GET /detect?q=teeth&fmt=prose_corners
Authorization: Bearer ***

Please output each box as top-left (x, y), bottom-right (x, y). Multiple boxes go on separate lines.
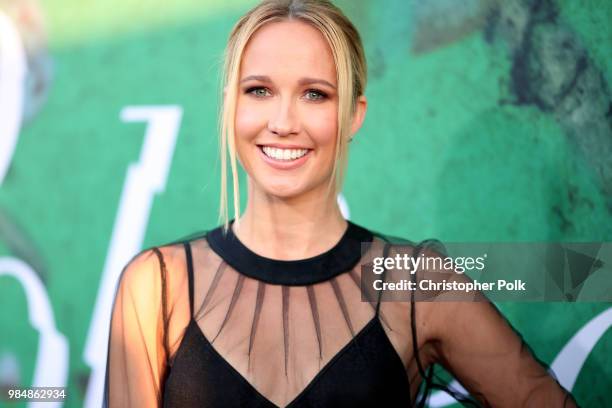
top-left (262, 146), bottom-right (309, 161)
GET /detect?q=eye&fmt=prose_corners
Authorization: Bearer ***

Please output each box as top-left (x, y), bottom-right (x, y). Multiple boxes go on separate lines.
top-left (305, 89), bottom-right (328, 101)
top-left (245, 87), bottom-right (270, 98)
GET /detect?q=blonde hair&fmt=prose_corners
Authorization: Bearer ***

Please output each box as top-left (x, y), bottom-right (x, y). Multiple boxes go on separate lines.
top-left (217, 0), bottom-right (367, 232)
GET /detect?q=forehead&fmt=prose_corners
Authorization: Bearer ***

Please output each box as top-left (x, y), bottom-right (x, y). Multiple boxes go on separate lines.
top-left (240, 19), bottom-right (336, 83)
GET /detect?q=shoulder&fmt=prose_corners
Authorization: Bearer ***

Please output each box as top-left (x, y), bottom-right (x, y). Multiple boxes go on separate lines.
top-left (116, 238), bottom-right (194, 297)
top-left (364, 229), bottom-right (469, 308)
top-left (361, 226), bottom-right (453, 285)
top-left (366, 226), bottom-right (416, 246)
top-left (120, 243), bottom-right (180, 277)
top-left (361, 222), bottom-right (442, 249)
top-left (365, 225), bottom-right (450, 260)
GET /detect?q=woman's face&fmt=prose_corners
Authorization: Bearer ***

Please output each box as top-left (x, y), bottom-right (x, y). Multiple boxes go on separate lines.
top-left (234, 19), bottom-right (344, 200)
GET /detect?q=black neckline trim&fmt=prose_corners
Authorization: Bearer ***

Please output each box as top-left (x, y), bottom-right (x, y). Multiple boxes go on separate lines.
top-left (206, 219), bottom-right (373, 286)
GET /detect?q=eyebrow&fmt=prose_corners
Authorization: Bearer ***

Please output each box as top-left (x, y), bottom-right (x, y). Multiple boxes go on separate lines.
top-left (240, 75), bottom-right (336, 90)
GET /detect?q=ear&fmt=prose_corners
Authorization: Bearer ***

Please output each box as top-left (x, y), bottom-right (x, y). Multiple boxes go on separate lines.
top-left (349, 95), bottom-right (367, 139)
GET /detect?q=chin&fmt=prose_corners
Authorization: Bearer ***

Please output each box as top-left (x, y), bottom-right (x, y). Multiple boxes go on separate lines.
top-left (251, 173), bottom-right (330, 200)
top-left (262, 183), bottom-right (305, 199)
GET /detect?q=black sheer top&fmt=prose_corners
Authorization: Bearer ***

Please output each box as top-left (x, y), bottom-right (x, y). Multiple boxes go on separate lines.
top-left (103, 220), bottom-right (577, 407)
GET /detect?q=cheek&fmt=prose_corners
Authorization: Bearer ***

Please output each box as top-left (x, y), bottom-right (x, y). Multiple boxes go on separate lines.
top-left (235, 100), bottom-right (263, 141)
top-left (306, 109), bottom-right (338, 146)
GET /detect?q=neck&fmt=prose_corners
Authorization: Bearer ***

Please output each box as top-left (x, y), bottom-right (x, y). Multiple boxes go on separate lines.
top-left (232, 179), bottom-right (348, 260)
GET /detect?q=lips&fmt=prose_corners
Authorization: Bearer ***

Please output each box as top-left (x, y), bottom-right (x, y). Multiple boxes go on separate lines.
top-left (256, 144), bottom-right (312, 170)
top-left (261, 146), bottom-right (309, 160)
top-left (257, 142), bottom-right (311, 150)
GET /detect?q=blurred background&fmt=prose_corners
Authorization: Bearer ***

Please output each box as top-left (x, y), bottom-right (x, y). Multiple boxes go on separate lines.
top-left (0, 0), bottom-right (610, 406)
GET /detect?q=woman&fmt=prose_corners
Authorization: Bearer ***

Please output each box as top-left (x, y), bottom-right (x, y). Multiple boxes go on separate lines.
top-left (104, 0), bottom-right (578, 406)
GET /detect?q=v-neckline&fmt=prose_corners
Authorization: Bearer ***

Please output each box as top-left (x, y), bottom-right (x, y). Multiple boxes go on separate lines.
top-left (189, 316), bottom-right (396, 407)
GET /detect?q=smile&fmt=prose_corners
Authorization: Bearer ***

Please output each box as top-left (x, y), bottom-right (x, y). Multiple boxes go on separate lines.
top-left (257, 144), bottom-right (312, 170)
top-left (261, 146), bottom-right (309, 161)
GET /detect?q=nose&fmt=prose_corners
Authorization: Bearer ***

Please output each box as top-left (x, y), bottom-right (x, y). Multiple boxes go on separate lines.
top-left (267, 96), bottom-right (299, 137)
